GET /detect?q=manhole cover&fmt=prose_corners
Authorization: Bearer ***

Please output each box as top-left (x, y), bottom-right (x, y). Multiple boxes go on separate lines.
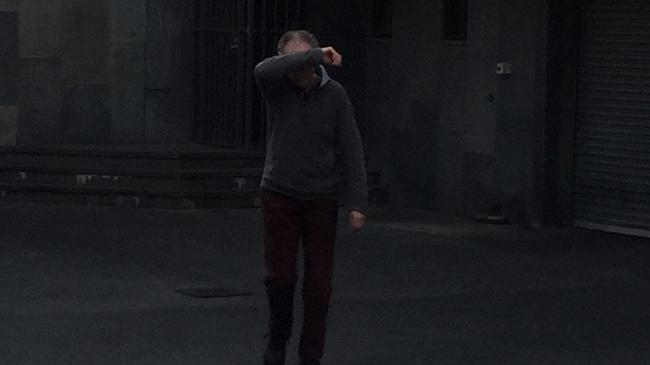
top-left (175, 287), bottom-right (253, 299)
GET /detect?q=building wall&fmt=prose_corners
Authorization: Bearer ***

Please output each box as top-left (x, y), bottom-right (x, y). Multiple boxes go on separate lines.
top-left (381, 0), bottom-right (442, 211)
top-left (545, 0), bottom-right (579, 226)
top-left (364, 37), bottom-right (391, 187)
top-left (0, 0), bottom-right (194, 146)
top-left (364, 0), bottom-right (549, 225)
top-left (438, 0), bottom-right (500, 216)
top-left (493, 0), bottom-right (548, 227)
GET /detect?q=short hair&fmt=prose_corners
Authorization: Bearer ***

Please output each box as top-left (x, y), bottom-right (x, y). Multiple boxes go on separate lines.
top-left (277, 30), bottom-right (319, 54)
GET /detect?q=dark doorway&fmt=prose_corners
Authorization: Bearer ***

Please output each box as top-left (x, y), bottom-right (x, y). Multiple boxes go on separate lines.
top-left (194, 0), bottom-right (304, 150)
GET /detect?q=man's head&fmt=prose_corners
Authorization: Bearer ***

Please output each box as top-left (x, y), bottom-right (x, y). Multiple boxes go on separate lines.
top-left (277, 30), bottom-right (320, 88)
top-left (277, 30), bottom-right (319, 55)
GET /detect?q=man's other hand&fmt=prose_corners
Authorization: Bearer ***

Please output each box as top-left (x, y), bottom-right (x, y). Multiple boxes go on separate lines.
top-left (349, 210), bottom-right (366, 232)
top-left (322, 47), bottom-right (342, 67)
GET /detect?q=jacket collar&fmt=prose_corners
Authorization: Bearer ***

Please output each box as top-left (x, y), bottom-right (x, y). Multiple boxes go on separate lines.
top-left (316, 65), bottom-right (330, 88)
top-left (296, 66), bottom-right (329, 95)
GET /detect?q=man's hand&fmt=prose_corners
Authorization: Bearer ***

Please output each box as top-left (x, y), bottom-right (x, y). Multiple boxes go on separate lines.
top-left (349, 210), bottom-right (366, 232)
top-left (322, 47), bottom-right (342, 67)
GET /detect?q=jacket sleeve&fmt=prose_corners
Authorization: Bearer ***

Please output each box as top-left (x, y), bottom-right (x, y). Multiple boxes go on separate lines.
top-left (336, 89), bottom-right (369, 215)
top-left (254, 48), bottom-right (325, 104)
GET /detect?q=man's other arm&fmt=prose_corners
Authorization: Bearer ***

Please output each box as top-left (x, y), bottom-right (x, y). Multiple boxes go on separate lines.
top-left (336, 90), bottom-right (369, 216)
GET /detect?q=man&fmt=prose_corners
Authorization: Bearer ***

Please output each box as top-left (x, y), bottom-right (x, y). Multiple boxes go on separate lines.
top-left (255, 30), bottom-right (368, 365)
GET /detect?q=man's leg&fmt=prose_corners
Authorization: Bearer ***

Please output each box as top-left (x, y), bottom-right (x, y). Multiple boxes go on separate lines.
top-left (298, 198), bottom-right (338, 362)
top-left (261, 189), bottom-right (302, 364)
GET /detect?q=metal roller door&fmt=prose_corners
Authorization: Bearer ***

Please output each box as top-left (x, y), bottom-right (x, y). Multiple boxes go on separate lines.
top-left (574, 0), bottom-right (650, 237)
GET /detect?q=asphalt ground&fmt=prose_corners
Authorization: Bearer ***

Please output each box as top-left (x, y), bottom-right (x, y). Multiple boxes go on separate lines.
top-left (1, 202), bottom-right (649, 364)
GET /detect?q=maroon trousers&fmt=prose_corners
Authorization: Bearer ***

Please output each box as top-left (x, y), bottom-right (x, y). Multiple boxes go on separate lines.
top-left (260, 188), bottom-right (339, 361)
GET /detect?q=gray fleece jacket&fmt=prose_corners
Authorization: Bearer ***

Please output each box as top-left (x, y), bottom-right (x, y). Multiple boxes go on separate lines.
top-left (254, 48), bottom-right (368, 214)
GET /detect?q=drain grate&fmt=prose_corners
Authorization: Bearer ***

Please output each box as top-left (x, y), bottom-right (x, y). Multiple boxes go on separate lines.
top-left (175, 287), bottom-right (253, 299)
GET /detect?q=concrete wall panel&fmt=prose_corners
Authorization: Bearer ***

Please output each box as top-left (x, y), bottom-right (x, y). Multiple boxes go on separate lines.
top-left (145, 89), bottom-right (193, 143)
top-left (145, 0), bottom-right (194, 90)
top-left (371, 0), bottom-right (548, 224)
top-left (382, 0), bottom-right (443, 210)
top-left (364, 39), bottom-right (392, 173)
top-left (145, 0), bottom-right (174, 90)
top-left (388, 98), bottom-right (440, 211)
top-left (545, 0), bottom-right (580, 225)
top-left (110, 0), bottom-right (146, 45)
top-left (462, 152), bottom-right (496, 216)
top-left (12, 0), bottom-right (197, 146)
top-left (0, 105), bottom-right (17, 145)
top-left (17, 59), bottom-right (62, 145)
top-left (19, 0), bottom-right (61, 58)
top-left (0, 11), bottom-right (18, 105)
top-left (469, 0), bottom-right (499, 45)
top-left (60, 84), bottom-right (110, 144)
top-left (436, 129), bottom-right (464, 214)
top-left (462, 47), bottom-right (497, 154)
top-left (60, 0), bottom-right (110, 86)
top-left (109, 45), bottom-right (146, 142)
top-left (145, 0), bottom-right (195, 142)
top-left (494, 0), bottom-right (548, 226)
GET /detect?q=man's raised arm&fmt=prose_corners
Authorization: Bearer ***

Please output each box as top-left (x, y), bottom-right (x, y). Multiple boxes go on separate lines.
top-left (255, 49), bottom-right (323, 80)
top-left (254, 47), bottom-right (342, 100)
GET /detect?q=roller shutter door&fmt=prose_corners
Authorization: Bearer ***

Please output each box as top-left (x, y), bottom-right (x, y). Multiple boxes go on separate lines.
top-left (574, 0), bottom-right (650, 237)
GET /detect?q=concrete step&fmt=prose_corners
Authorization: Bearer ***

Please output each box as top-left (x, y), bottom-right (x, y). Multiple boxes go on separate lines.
top-left (0, 165), bottom-right (263, 191)
top-left (0, 146), bottom-right (266, 170)
top-left (0, 182), bottom-right (262, 209)
top-left (0, 145), bottom-right (265, 208)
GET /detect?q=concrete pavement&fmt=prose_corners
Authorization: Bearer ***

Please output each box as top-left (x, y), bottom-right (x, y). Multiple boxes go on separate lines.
top-left (1, 202), bottom-right (649, 364)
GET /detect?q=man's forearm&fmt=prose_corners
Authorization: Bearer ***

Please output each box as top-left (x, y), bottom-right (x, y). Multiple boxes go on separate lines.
top-left (345, 145), bottom-right (369, 214)
top-left (338, 96), bottom-right (369, 215)
top-left (254, 48), bottom-right (324, 81)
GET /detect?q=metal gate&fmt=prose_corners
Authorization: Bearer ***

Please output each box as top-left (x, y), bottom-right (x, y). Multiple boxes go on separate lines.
top-left (574, 0), bottom-right (650, 237)
top-left (194, 0), bottom-right (304, 149)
